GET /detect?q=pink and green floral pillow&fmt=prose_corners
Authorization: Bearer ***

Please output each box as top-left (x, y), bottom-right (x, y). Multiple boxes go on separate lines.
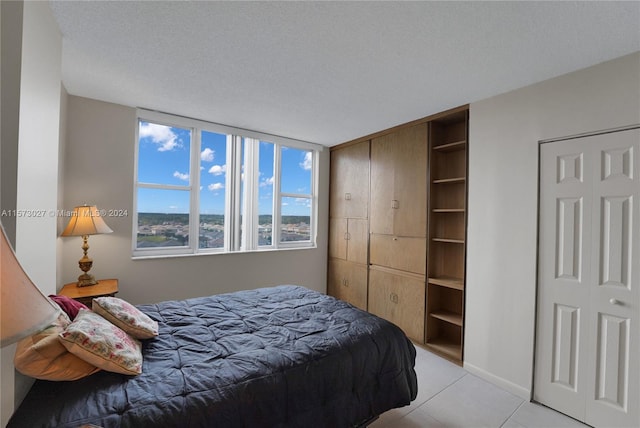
top-left (59, 309), bottom-right (142, 375)
top-left (92, 297), bottom-right (158, 340)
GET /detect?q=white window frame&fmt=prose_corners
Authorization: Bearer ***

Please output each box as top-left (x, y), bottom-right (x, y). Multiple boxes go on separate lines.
top-left (133, 109), bottom-right (322, 258)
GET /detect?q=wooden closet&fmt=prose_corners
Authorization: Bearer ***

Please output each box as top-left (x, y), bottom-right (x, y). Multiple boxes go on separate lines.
top-left (328, 106), bottom-right (468, 364)
top-left (327, 141), bottom-right (370, 311)
top-left (368, 124), bottom-right (428, 343)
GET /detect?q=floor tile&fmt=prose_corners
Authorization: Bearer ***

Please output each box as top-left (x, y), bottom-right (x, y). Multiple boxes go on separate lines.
top-left (372, 405), bottom-right (443, 428)
top-left (421, 374), bottom-right (523, 427)
top-left (507, 401), bottom-right (588, 428)
top-left (372, 346), bottom-right (592, 428)
top-left (412, 345), bottom-right (466, 402)
top-left (371, 344), bottom-right (466, 425)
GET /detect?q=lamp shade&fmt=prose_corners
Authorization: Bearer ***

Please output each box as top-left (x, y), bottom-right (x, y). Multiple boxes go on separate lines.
top-left (1, 223), bottom-right (60, 347)
top-left (61, 205), bottom-right (113, 237)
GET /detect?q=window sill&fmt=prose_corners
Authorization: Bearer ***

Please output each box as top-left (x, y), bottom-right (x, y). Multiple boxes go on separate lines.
top-left (131, 244), bottom-right (318, 261)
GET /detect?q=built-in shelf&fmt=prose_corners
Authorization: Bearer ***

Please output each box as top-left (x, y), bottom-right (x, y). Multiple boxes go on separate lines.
top-left (424, 339), bottom-right (462, 362)
top-left (428, 276), bottom-right (464, 290)
top-left (432, 140), bottom-right (466, 152)
top-left (433, 177), bottom-right (466, 184)
top-left (430, 310), bottom-right (463, 326)
top-left (432, 238), bottom-right (465, 244)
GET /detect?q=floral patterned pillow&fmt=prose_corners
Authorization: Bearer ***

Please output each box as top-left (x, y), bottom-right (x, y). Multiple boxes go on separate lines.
top-left (92, 297), bottom-right (158, 339)
top-left (59, 309), bottom-right (142, 375)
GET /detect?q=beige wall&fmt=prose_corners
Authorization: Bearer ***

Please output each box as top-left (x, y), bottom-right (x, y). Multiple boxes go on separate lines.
top-left (61, 96), bottom-right (330, 305)
top-left (465, 52), bottom-right (640, 398)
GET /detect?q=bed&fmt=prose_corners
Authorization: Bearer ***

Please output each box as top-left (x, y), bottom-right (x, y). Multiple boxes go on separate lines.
top-left (8, 285), bottom-right (418, 427)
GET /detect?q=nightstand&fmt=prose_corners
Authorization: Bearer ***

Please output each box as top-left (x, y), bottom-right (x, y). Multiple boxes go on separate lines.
top-left (59, 278), bottom-right (119, 307)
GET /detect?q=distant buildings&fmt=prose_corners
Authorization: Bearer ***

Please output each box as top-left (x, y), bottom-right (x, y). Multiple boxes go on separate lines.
top-left (137, 217), bottom-right (310, 248)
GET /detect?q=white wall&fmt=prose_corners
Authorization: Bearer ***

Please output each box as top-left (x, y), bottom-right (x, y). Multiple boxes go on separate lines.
top-left (465, 52), bottom-right (640, 398)
top-left (61, 96), bottom-right (330, 305)
top-left (0, 1), bottom-right (62, 425)
top-left (15, 0), bottom-right (61, 293)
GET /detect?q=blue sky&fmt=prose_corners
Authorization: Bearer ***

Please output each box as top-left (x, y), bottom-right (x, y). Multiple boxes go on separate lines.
top-left (137, 122), bottom-right (312, 216)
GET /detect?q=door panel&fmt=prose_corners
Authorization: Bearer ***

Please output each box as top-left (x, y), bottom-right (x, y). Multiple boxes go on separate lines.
top-left (346, 218), bottom-right (368, 264)
top-left (370, 124), bottom-right (427, 237)
top-left (369, 234), bottom-right (426, 275)
top-left (327, 259), bottom-right (368, 311)
top-left (328, 218), bottom-right (347, 260)
top-left (535, 138), bottom-right (591, 419)
top-left (536, 128), bottom-right (639, 427)
top-left (586, 130), bottom-right (639, 428)
top-left (330, 141), bottom-right (369, 219)
top-left (368, 265), bottom-right (425, 342)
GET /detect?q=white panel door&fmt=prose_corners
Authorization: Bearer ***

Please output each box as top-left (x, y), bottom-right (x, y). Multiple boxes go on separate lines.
top-left (535, 128), bottom-right (639, 427)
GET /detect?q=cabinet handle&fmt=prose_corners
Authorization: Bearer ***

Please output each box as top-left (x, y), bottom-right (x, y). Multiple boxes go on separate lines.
top-left (389, 293), bottom-right (399, 304)
top-left (344, 232), bottom-right (351, 241)
top-left (344, 193), bottom-right (351, 201)
top-left (609, 298), bottom-right (622, 305)
top-left (391, 200), bottom-right (399, 209)
top-left (343, 279), bottom-right (349, 287)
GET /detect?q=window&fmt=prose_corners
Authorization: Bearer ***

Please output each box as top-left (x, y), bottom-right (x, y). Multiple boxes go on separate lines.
top-left (133, 110), bottom-right (320, 257)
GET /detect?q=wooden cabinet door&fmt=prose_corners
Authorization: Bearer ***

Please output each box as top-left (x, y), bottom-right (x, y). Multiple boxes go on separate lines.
top-left (328, 259), bottom-right (368, 311)
top-left (328, 218), bottom-right (347, 260)
top-left (346, 218), bottom-right (368, 264)
top-left (330, 141), bottom-right (370, 219)
top-left (370, 124), bottom-right (427, 237)
top-left (370, 234), bottom-right (426, 275)
top-left (329, 218), bottom-right (368, 264)
top-left (368, 265), bottom-right (425, 342)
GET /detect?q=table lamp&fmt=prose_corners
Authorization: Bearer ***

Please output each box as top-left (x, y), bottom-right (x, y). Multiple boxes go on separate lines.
top-left (61, 205), bottom-right (113, 287)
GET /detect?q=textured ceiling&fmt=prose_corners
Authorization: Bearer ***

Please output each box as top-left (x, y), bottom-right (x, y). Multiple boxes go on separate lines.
top-left (49, 1), bottom-right (640, 146)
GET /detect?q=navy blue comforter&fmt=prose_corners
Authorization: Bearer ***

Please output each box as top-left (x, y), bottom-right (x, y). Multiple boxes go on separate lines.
top-left (8, 285), bottom-right (417, 427)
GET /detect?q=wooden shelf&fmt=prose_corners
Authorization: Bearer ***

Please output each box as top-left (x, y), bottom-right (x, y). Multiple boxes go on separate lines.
top-left (428, 276), bottom-right (464, 291)
top-left (432, 140), bottom-right (466, 152)
top-left (427, 109), bottom-right (467, 365)
top-left (424, 339), bottom-right (462, 362)
top-left (430, 310), bottom-right (463, 326)
top-left (432, 208), bottom-right (465, 213)
top-left (432, 177), bottom-right (466, 184)
top-left (432, 238), bottom-right (464, 244)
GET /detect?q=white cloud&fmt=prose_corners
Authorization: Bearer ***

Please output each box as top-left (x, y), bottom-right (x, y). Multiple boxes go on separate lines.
top-left (260, 176), bottom-right (275, 187)
top-left (208, 183), bottom-right (224, 191)
top-left (300, 151), bottom-right (312, 170)
top-left (208, 164), bottom-right (226, 176)
top-left (201, 148), bottom-right (214, 162)
top-left (139, 122), bottom-right (181, 152)
top-left (173, 171), bottom-right (189, 181)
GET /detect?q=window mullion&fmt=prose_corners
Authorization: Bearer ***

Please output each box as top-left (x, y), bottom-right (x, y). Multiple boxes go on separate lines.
top-left (225, 135), bottom-right (240, 251)
top-left (190, 128), bottom-right (201, 253)
top-left (242, 138), bottom-right (260, 250)
top-left (273, 143), bottom-right (282, 248)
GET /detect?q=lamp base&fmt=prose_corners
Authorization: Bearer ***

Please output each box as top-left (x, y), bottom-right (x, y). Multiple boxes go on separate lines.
top-left (77, 273), bottom-right (98, 287)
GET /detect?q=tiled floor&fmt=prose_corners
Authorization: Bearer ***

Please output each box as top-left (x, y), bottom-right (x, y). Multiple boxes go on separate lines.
top-left (371, 345), bottom-right (589, 428)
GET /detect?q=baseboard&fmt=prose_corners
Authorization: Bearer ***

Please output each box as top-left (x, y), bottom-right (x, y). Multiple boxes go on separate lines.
top-left (463, 362), bottom-right (531, 400)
